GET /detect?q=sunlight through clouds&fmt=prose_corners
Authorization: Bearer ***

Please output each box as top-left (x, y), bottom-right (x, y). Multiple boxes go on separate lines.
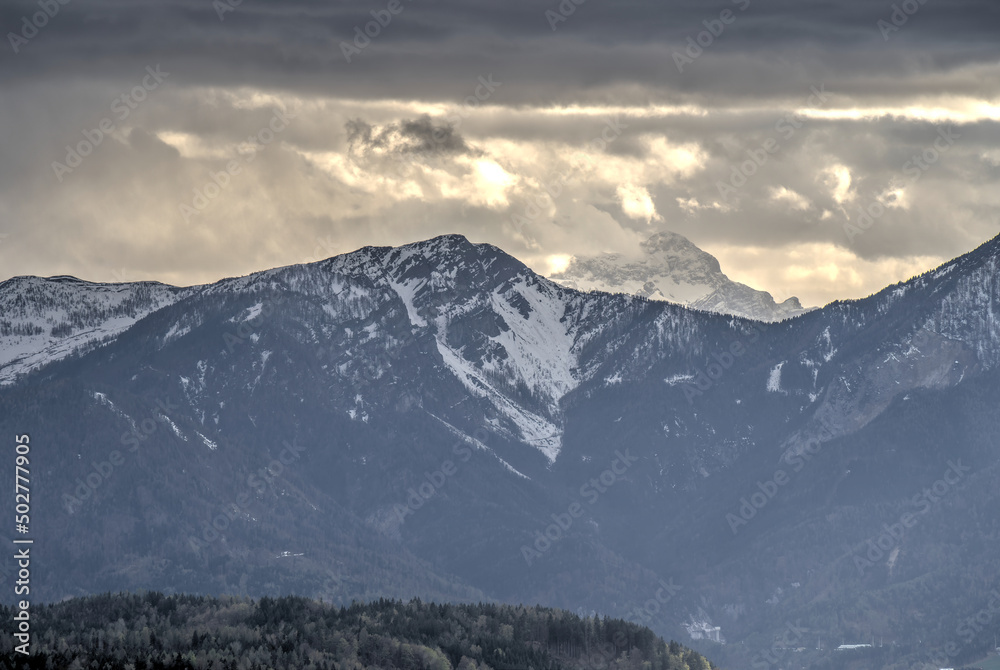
top-left (706, 242), bottom-right (945, 307)
top-left (769, 187), bottom-right (811, 212)
top-left (617, 184), bottom-right (660, 223)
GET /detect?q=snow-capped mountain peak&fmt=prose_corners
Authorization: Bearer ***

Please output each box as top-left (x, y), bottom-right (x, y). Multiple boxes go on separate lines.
top-left (550, 230), bottom-right (810, 322)
top-left (327, 235), bottom-right (587, 462)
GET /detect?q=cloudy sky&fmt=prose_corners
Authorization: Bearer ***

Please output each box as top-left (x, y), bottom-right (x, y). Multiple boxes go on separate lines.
top-left (1, 0), bottom-right (998, 307)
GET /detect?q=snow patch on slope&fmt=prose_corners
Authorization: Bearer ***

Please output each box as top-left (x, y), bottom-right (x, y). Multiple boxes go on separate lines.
top-left (389, 278), bottom-right (428, 327)
top-left (665, 373), bottom-right (696, 386)
top-left (195, 431), bottom-right (218, 450)
top-left (488, 278), bottom-right (578, 401)
top-left (159, 414), bottom-right (187, 441)
top-left (767, 362), bottom-right (785, 393)
top-left (435, 335), bottom-right (563, 463)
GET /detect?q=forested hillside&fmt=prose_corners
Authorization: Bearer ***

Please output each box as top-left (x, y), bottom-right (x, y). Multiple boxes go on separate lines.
top-left (0, 593), bottom-right (715, 670)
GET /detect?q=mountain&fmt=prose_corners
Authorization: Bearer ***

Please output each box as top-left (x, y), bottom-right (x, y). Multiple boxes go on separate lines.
top-left (2, 232), bottom-right (1000, 670)
top-left (550, 231), bottom-right (810, 322)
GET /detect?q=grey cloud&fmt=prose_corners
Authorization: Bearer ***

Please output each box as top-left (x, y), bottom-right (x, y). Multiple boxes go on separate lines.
top-left (3, 0), bottom-right (999, 105)
top-left (347, 116), bottom-right (474, 157)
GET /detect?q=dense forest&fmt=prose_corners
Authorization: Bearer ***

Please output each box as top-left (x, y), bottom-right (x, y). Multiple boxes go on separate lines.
top-left (0, 593), bottom-right (716, 670)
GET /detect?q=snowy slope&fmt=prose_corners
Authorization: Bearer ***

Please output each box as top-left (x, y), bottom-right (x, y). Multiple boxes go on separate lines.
top-left (0, 276), bottom-right (191, 384)
top-left (551, 231), bottom-right (810, 322)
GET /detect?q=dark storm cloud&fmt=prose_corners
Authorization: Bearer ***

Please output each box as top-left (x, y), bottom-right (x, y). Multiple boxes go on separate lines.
top-left (347, 116), bottom-right (474, 157)
top-left (3, 0), bottom-right (999, 102)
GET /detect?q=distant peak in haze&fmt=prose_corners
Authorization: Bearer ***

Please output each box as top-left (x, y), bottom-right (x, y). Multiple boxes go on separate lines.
top-left (550, 230), bottom-right (810, 322)
top-left (640, 231), bottom-right (720, 273)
